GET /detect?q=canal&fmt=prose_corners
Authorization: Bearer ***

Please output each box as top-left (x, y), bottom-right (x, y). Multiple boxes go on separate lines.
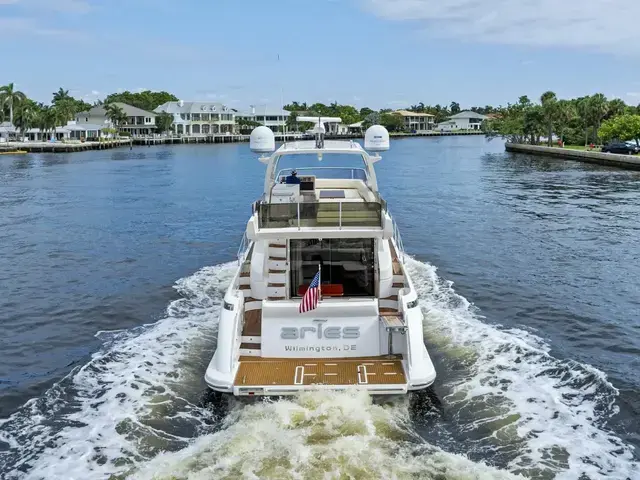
top-left (0, 136), bottom-right (638, 479)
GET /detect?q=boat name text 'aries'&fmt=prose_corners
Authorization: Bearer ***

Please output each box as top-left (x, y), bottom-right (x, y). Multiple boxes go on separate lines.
top-left (280, 319), bottom-right (360, 340)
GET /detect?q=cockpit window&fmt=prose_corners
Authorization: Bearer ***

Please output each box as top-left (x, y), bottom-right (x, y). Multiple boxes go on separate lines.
top-left (274, 153), bottom-right (368, 181)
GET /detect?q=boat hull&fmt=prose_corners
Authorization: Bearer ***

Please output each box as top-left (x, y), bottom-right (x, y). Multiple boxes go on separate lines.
top-left (204, 265), bottom-right (436, 396)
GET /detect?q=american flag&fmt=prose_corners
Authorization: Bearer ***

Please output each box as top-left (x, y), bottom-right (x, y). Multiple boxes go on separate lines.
top-left (299, 270), bottom-right (321, 313)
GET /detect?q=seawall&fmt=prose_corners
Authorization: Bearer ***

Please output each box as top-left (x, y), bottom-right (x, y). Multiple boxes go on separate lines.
top-left (0, 139), bottom-right (131, 153)
top-left (505, 143), bottom-right (640, 170)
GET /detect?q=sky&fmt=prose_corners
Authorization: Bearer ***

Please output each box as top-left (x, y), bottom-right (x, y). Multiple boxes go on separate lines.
top-left (2, 0), bottom-right (640, 110)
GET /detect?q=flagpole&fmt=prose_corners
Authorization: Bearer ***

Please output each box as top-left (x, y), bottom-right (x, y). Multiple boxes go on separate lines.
top-left (318, 263), bottom-right (322, 302)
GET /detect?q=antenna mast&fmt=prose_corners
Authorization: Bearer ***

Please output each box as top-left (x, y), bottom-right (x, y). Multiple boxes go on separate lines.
top-left (315, 116), bottom-right (325, 149)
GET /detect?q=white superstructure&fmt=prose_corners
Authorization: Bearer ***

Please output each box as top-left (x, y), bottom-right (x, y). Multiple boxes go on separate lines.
top-left (205, 120), bottom-right (436, 396)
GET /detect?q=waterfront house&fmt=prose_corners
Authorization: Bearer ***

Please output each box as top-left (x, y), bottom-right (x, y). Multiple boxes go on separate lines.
top-left (66, 123), bottom-right (107, 140)
top-left (437, 111), bottom-right (488, 131)
top-left (235, 106), bottom-right (290, 133)
top-left (2, 120), bottom-right (110, 143)
top-left (154, 101), bottom-right (234, 136)
top-left (0, 122), bottom-right (16, 142)
top-left (324, 121), bottom-right (365, 136)
top-left (24, 127), bottom-right (70, 142)
top-left (25, 123), bottom-right (109, 142)
top-left (76, 102), bottom-right (156, 136)
top-left (394, 110), bottom-right (435, 132)
top-left (326, 121), bottom-right (348, 135)
top-left (348, 121), bottom-right (364, 135)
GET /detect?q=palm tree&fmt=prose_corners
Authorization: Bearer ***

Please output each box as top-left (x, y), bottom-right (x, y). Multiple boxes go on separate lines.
top-left (54, 98), bottom-right (76, 123)
top-left (105, 103), bottom-right (127, 136)
top-left (14, 104), bottom-right (37, 140)
top-left (52, 88), bottom-right (70, 104)
top-left (606, 98), bottom-right (626, 120)
top-left (154, 111), bottom-right (174, 134)
top-left (577, 97), bottom-right (592, 146)
top-left (553, 100), bottom-right (577, 145)
top-left (0, 83), bottom-right (27, 125)
top-left (540, 91), bottom-right (558, 146)
top-left (588, 94), bottom-right (608, 144)
top-left (523, 105), bottom-right (544, 145)
top-left (38, 106), bottom-right (63, 141)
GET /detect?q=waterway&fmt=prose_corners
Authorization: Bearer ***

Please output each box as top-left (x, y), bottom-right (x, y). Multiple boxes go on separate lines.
top-left (0, 136), bottom-right (638, 479)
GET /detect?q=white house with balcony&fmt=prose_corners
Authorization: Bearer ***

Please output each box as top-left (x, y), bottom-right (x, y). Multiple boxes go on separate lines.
top-left (76, 102), bottom-right (156, 136)
top-left (236, 106), bottom-right (290, 133)
top-left (394, 110), bottom-right (435, 132)
top-left (436, 111), bottom-right (488, 131)
top-left (154, 100), bottom-right (235, 135)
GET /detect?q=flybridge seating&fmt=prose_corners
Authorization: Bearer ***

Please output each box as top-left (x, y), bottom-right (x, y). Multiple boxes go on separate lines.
top-left (255, 195), bottom-right (385, 228)
top-left (252, 144), bottom-right (389, 229)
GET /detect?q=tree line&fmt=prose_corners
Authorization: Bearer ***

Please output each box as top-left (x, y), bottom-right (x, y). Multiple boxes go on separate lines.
top-left (0, 84), bottom-right (178, 137)
top-left (282, 101), bottom-right (496, 133)
top-left (482, 92), bottom-right (640, 146)
top-left (0, 82), bottom-right (503, 137)
top-left (5, 82), bottom-right (638, 143)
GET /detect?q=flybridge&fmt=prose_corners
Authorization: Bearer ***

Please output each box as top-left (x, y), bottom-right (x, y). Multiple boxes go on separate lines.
top-left (244, 121), bottom-right (394, 234)
top-left (296, 116), bottom-right (342, 148)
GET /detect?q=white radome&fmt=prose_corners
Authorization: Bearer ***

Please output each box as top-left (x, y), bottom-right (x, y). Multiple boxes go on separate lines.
top-left (250, 126), bottom-right (276, 153)
top-left (364, 125), bottom-right (390, 152)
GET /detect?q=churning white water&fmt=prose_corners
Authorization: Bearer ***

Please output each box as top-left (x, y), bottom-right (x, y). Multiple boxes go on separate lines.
top-left (130, 389), bottom-right (522, 480)
top-left (0, 259), bottom-right (637, 479)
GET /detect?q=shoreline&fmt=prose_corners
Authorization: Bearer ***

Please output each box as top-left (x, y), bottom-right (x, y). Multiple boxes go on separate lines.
top-left (0, 139), bottom-right (132, 154)
top-left (505, 143), bottom-right (640, 170)
top-left (0, 131), bottom-right (485, 153)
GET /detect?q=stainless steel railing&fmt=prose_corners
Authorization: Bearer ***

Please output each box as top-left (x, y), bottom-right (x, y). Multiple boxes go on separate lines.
top-left (391, 215), bottom-right (406, 264)
top-left (236, 231), bottom-right (250, 266)
top-left (256, 201), bottom-right (383, 229)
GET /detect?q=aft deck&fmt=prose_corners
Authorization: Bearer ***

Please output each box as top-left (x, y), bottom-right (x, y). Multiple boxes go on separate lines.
top-left (234, 355), bottom-right (406, 391)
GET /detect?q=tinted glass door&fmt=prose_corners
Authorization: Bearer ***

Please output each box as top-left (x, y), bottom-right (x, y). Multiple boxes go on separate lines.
top-left (290, 239), bottom-right (375, 297)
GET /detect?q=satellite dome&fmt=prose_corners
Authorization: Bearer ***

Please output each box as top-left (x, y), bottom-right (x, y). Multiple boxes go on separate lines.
top-left (364, 125), bottom-right (390, 152)
top-left (250, 126), bottom-right (275, 153)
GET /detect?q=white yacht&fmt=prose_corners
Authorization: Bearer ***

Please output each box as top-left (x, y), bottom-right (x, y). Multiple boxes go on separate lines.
top-left (205, 118), bottom-right (436, 396)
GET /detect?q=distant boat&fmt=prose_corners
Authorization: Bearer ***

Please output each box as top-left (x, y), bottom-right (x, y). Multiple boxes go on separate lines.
top-left (0, 150), bottom-right (28, 155)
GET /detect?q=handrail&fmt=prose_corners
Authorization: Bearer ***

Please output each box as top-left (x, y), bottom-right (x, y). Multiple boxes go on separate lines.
top-left (237, 231), bottom-right (250, 266)
top-left (391, 215), bottom-right (406, 264)
top-left (256, 200), bottom-right (383, 229)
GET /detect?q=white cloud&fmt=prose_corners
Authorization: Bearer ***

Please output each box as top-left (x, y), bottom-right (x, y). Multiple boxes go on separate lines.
top-left (362, 0), bottom-right (640, 54)
top-left (0, 17), bottom-right (78, 37)
top-left (204, 93), bottom-right (228, 100)
top-left (0, 0), bottom-right (92, 13)
top-left (626, 92), bottom-right (640, 98)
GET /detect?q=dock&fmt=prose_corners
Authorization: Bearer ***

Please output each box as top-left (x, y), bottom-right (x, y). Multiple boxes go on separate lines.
top-left (132, 130), bottom-right (485, 146)
top-left (0, 130), bottom-right (486, 154)
top-left (131, 133), bottom-right (305, 146)
top-left (505, 143), bottom-right (640, 171)
top-left (0, 139), bottom-right (131, 154)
